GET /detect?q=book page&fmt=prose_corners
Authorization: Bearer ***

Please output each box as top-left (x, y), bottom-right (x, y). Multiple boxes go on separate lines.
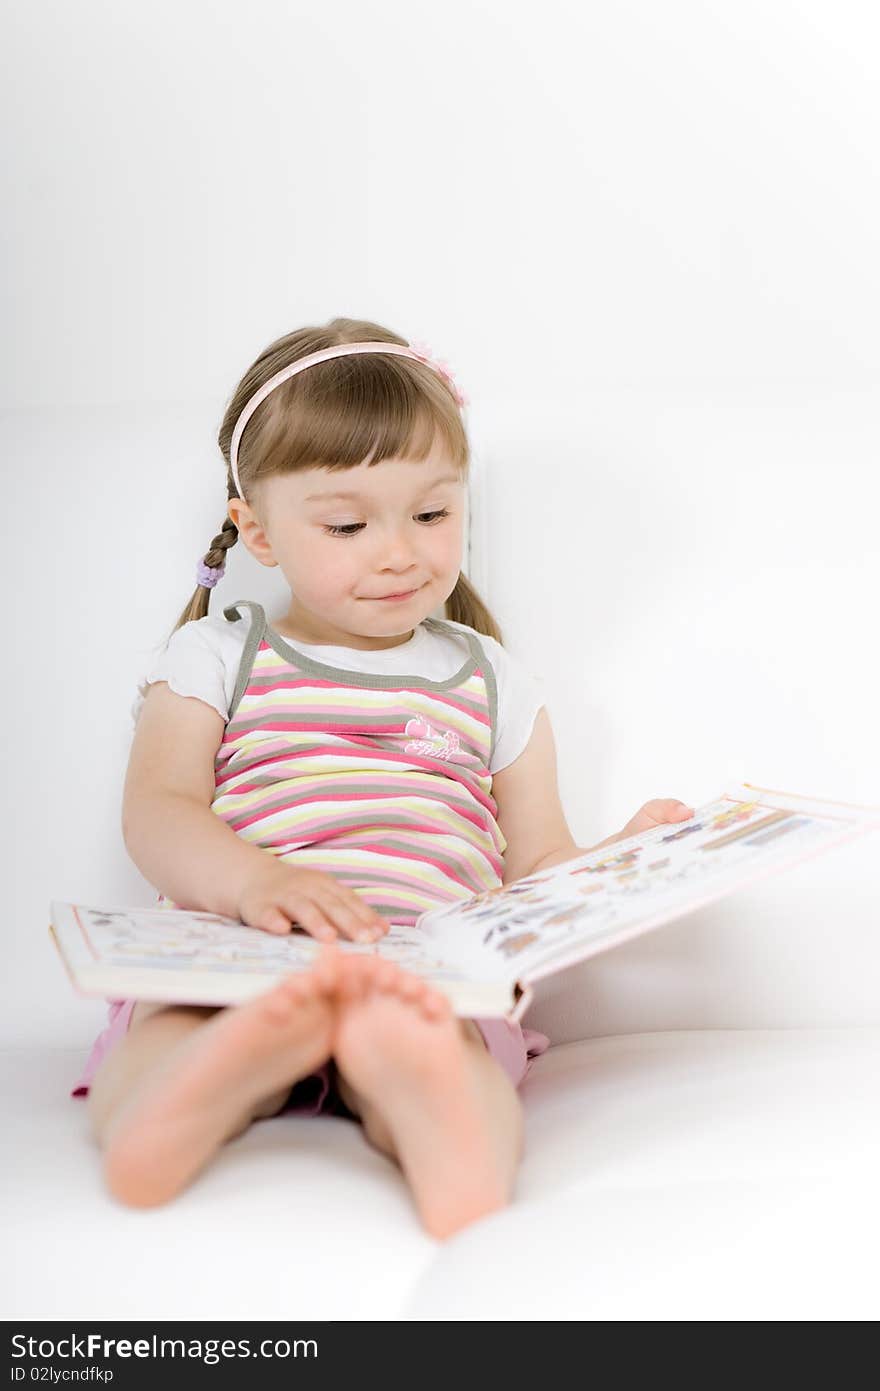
top-left (414, 783), bottom-right (880, 985)
top-left (56, 904), bottom-right (487, 993)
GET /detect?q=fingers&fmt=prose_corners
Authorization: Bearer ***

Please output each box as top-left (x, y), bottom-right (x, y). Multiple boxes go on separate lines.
top-left (266, 895), bottom-right (386, 944)
top-left (256, 908), bottom-right (295, 935)
top-left (256, 901), bottom-right (337, 942)
top-left (645, 798), bottom-right (694, 823)
top-left (241, 864), bottom-right (389, 943)
top-left (304, 885), bottom-right (386, 944)
top-left (324, 893), bottom-right (388, 943)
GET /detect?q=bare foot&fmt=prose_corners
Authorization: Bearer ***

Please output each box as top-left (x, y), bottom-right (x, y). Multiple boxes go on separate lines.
top-left (330, 951), bottom-right (453, 1020)
top-left (103, 946), bottom-right (344, 1208)
top-left (332, 959), bottom-right (512, 1240)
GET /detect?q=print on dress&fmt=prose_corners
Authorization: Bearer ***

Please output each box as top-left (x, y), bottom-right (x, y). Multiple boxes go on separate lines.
top-left (403, 716), bottom-right (472, 764)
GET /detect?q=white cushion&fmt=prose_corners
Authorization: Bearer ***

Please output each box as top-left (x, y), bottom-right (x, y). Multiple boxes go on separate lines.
top-left (6, 1026), bottom-right (878, 1320)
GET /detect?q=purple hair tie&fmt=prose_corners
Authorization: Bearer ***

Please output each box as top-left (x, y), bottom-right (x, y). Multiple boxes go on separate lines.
top-left (197, 558), bottom-right (226, 589)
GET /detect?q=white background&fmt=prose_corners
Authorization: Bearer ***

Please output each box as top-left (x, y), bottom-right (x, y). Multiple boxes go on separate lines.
top-left (2, 1), bottom-right (878, 1046)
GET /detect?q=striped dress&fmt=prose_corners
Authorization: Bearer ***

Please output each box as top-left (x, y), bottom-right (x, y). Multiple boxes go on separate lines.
top-left (159, 599), bottom-right (508, 920)
top-left (70, 600), bottom-right (551, 1098)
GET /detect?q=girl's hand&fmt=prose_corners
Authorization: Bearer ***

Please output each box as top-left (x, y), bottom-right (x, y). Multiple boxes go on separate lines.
top-left (616, 798), bottom-right (695, 843)
top-left (237, 858), bottom-right (388, 944)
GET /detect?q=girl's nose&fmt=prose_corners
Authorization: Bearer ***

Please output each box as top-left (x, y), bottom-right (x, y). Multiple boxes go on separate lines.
top-left (379, 534), bottom-right (419, 566)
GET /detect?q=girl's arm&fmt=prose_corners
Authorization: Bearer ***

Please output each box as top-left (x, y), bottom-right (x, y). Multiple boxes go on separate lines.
top-left (493, 708), bottom-right (581, 886)
top-left (121, 680), bottom-right (269, 918)
top-left (492, 707), bottom-right (692, 884)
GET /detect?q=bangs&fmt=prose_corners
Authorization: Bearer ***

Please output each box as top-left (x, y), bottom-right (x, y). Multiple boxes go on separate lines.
top-left (239, 352), bottom-right (468, 492)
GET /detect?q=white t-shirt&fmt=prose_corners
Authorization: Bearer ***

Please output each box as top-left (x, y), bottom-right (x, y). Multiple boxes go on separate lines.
top-left (132, 610), bottom-right (545, 776)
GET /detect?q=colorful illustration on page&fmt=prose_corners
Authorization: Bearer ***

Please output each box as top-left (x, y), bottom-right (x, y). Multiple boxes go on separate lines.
top-left (435, 797), bottom-right (846, 966)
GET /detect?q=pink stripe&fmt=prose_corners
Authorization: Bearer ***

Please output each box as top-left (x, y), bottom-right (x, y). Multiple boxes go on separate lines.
top-left (218, 739), bottom-right (487, 775)
top-left (226, 793), bottom-right (494, 839)
top-left (216, 774), bottom-right (485, 820)
top-left (237, 675), bottom-right (489, 710)
top-left (282, 834), bottom-right (505, 883)
top-left (215, 745), bottom-right (499, 818)
top-left (219, 681), bottom-right (492, 728)
top-left (216, 750), bottom-right (492, 796)
top-left (289, 848), bottom-right (498, 895)
top-left (283, 830), bottom-right (505, 880)
top-left (341, 883), bottom-right (469, 920)
top-left (220, 706), bottom-right (490, 749)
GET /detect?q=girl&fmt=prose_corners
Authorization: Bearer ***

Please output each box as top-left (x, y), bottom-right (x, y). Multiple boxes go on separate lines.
top-left (71, 317), bottom-right (693, 1241)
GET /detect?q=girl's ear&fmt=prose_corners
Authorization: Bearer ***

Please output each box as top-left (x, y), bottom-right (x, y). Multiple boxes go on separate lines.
top-left (227, 499), bottom-right (279, 569)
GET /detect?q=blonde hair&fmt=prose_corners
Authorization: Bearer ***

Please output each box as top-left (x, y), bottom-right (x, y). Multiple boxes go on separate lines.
top-left (171, 316), bottom-right (503, 644)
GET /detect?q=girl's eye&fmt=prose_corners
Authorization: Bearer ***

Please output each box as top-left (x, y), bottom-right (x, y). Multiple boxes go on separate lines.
top-left (323, 509), bottom-right (450, 538)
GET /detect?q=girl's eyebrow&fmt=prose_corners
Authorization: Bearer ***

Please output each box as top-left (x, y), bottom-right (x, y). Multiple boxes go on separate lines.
top-left (304, 473), bottom-right (460, 503)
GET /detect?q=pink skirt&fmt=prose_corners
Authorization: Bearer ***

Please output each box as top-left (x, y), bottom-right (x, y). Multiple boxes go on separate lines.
top-left (71, 997), bottom-right (550, 1118)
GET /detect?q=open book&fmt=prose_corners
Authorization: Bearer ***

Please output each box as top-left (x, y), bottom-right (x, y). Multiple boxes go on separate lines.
top-left (50, 782), bottom-right (880, 1021)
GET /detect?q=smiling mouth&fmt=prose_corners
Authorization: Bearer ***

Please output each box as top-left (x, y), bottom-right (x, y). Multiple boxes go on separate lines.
top-left (367, 584), bottom-right (423, 599)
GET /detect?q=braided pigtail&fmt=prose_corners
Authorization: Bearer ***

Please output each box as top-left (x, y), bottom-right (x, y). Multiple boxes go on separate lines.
top-left (169, 514), bottom-right (240, 637)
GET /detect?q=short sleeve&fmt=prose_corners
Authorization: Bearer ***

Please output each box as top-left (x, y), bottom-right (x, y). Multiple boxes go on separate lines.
top-left (477, 634), bottom-right (546, 775)
top-left (130, 617), bottom-right (237, 728)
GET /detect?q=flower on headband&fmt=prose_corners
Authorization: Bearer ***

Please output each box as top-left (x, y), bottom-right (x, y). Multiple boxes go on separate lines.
top-left (408, 339), bottom-right (469, 408)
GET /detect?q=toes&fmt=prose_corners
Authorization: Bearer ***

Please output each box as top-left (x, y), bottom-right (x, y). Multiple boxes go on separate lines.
top-left (369, 963), bottom-right (433, 1007)
top-left (311, 943), bottom-right (343, 993)
top-left (397, 974), bottom-right (426, 1002)
top-left (274, 976), bottom-right (312, 1013)
top-left (273, 950), bottom-right (343, 1009)
top-left (261, 986), bottom-right (300, 1024)
top-left (337, 954), bottom-right (404, 1001)
top-left (336, 960), bottom-right (372, 1001)
top-left (420, 990), bottom-right (452, 1021)
top-left (372, 960), bottom-right (400, 991)
top-left (329, 955), bottom-right (451, 1024)
top-left (279, 976), bottom-right (306, 1002)
top-left (376, 968), bottom-right (451, 1022)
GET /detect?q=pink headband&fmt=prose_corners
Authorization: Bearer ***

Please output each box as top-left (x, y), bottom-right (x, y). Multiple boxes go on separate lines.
top-left (227, 339), bottom-right (468, 503)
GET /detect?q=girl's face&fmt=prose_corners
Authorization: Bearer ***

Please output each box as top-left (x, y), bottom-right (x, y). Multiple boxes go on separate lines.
top-left (229, 444), bottom-right (466, 650)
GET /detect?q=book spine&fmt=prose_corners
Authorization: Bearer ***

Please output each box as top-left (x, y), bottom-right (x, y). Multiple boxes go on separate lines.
top-left (508, 980), bottom-right (534, 1023)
